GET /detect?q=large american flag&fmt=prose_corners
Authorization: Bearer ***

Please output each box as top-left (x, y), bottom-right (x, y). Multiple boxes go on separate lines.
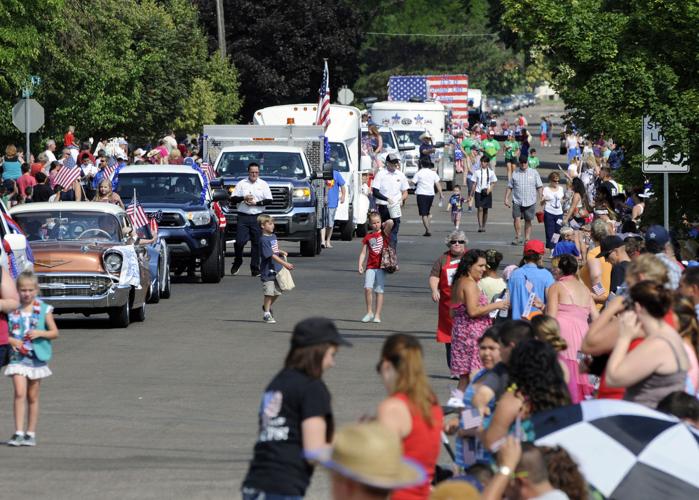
top-left (201, 162), bottom-right (216, 180)
top-left (53, 164), bottom-right (82, 190)
top-left (388, 76), bottom-right (427, 101)
top-left (315, 60), bottom-right (331, 130)
top-left (426, 74), bottom-right (469, 122)
top-left (126, 190), bottom-right (149, 229)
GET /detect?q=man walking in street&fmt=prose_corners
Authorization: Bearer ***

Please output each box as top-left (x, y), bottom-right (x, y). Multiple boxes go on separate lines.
top-left (504, 157), bottom-right (543, 245)
top-left (372, 153), bottom-right (408, 248)
top-left (321, 163), bottom-right (346, 248)
top-left (230, 162), bottom-right (273, 276)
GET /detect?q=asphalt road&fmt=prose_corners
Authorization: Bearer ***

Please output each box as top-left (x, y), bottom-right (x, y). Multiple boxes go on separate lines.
top-left (0, 101), bottom-right (567, 499)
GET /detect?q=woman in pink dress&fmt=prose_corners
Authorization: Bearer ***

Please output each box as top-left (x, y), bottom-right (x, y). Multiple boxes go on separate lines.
top-left (546, 254), bottom-right (599, 402)
top-left (450, 250), bottom-right (509, 400)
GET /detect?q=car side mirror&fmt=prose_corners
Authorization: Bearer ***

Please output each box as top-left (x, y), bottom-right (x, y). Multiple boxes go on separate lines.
top-left (434, 141), bottom-right (445, 148)
top-left (209, 178), bottom-right (223, 188)
top-left (399, 144), bottom-right (415, 152)
top-left (212, 189), bottom-right (229, 202)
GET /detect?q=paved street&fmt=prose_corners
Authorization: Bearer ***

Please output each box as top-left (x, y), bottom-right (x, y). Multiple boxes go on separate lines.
top-left (0, 103), bottom-right (565, 499)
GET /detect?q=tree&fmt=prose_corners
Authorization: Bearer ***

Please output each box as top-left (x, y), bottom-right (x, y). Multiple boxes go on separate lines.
top-left (501, 0), bottom-right (699, 222)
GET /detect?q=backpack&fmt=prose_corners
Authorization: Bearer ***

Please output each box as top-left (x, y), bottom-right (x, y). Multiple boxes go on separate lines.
top-left (380, 243), bottom-right (399, 274)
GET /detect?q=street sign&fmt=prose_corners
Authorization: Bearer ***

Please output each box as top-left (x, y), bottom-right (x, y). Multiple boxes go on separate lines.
top-left (12, 98), bottom-right (44, 133)
top-left (337, 86), bottom-right (354, 105)
top-left (642, 116), bottom-right (688, 173)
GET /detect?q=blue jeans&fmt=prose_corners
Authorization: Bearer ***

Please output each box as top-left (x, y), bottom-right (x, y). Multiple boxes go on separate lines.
top-left (543, 211), bottom-right (562, 249)
top-left (242, 489), bottom-right (302, 500)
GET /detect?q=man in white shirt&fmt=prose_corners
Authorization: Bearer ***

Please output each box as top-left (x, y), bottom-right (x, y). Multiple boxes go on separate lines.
top-left (410, 161), bottom-right (442, 236)
top-left (372, 153), bottom-right (409, 247)
top-left (230, 162), bottom-right (273, 276)
top-left (43, 140), bottom-right (57, 164)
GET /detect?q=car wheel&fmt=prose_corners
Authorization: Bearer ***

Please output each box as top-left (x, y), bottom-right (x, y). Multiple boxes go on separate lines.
top-left (161, 264), bottom-right (172, 299)
top-left (300, 236), bottom-right (315, 257)
top-left (201, 234), bottom-right (222, 283)
top-left (109, 301), bottom-right (130, 328)
top-left (148, 268), bottom-right (161, 304)
top-left (130, 302), bottom-right (146, 322)
top-left (315, 229), bottom-right (322, 255)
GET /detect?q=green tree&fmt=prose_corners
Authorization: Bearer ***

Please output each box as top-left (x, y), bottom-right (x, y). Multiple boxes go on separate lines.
top-left (501, 0), bottom-right (699, 222)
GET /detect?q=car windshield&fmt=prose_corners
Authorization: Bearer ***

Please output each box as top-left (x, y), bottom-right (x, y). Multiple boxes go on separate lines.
top-left (394, 130), bottom-right (424, 147)
top-left (118, 172), bottom-right (203, 203)
top-left (216, 152), bottom-right (307, 179)
top-left (328, 142), bottom-right (350, 172)
top-left (14, 211), bottom-right (122, 242)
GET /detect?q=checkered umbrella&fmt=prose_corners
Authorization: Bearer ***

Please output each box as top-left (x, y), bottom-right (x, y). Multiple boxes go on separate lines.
top-left (531, 399), bottom-right (699, 499)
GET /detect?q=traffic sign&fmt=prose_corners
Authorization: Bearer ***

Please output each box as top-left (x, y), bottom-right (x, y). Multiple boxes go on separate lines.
top-left (642, 116), bottom-right (688, 173)
top-left (337, 86), bottom-right (354, 105)
top-left (12, 98), bottom-right (44, 133)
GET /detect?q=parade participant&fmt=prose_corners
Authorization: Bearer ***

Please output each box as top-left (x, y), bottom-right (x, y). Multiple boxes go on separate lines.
top-left (258, 214), bottom-right (294, 324)
top-left (607, 281), bottom-right (688, 408)
top-left (448, 185), bottom-right (466, 230)
top-left (508, 240), bottom-right (554, 320)
top-left (364, 124), bottom-right (383, 171)
top-left (372, 153), bottom-right (408, 248)
top-left (418, 132), bottom-right (435, 168)
top-left (504, 157), bottom-right (543, 245)
top-left (242, 317), bottom-right (351, 499)
top-left (230, 162), bottom-right (273, 276)
top-left (358, 212), bottom-right (393, 323)
top-left (6, 271), bottom-right (58, 447)
top-left (450, 250), bottom-right (509, 396)
top-left (470, 157), bottom-right (497, 233)
top-left (503, 131), bottom-right (519, 183)
top-left (308, 422), bottom-right (426, 500)
top-left (320, 164), bottom-right (346, 248)
top-left (93, 178), bottom-right (124, 208)
top-left (411, 160), bottom-right (442, 237)
top-left (546, 255), bottom-right (598, 403)
top-left (539, 117), bottom-right (549, 147)
top-left (428, 231), bottom-right (468, 368)
top-left (541, 172), bottom-right (564, 250)
top-left (375, 334), bottom-right (443, 500)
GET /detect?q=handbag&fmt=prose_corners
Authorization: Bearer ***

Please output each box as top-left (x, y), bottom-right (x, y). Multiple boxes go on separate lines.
top-left (275, 260), bottom-right (295, 291)
top-left (33, 338), bottom-right (52, 362)
top-left (380, 243), bottom-right (399, 274)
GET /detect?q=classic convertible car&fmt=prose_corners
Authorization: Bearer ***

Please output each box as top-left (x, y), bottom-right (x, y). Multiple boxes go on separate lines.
top-left (10, 202), bottom-right (152, 328)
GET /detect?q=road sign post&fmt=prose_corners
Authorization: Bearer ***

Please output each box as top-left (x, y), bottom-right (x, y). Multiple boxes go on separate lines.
top-left (641, 116), bottom-right (689, 230)
top-left (12, 97), bottom-right (44, 158)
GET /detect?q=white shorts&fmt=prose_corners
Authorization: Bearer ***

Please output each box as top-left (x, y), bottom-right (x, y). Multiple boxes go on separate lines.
top-left (364, 268), bottom-right (385, 294)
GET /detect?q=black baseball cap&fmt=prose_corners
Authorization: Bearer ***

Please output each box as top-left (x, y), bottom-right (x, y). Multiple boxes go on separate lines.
top-left (597, 235), bottom-right (624, 259)
top-left (291, 317), bottom-right (352, 348)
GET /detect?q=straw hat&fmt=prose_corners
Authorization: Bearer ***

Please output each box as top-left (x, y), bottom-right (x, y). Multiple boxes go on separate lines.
top-left (307, 422), bottom-right (425, 490)
top-left (419, 132), bottom-right (432, 141)
top-left (430, 480), bottom-right (481, 500)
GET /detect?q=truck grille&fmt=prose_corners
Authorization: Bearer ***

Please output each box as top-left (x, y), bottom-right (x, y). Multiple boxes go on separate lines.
top-left (268, 186), bottom-right (291, 212)
top-left (147, 211), bottom-right (185, 227)
top-left (38, 275), bottom-right (114, 297)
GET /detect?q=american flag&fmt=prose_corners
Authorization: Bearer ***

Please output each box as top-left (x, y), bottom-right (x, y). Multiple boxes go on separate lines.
top-left (53, 164), bottom-right (82, 190)
top-left (102, 163), bottom-right (116, 180)
top-left (388, 76), bottom-right (427, 101)
top-left (315, 60), bottom-right (331, 130)
top-left (426, 74), bottom-right (469, 122)
top-left (201, 162), bottom-right (216, 180)
top-left (592, 282), bottom-right (606, 295)
top-left (126, 190), bottom-right (149, 229)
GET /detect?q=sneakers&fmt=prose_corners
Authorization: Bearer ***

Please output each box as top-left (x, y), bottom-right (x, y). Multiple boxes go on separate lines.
top-left (7, 433), bottom-right (24, 446)
top-left (372, 317), bottom-right (382, 323)
top-left (230, 261), bottom-right (242, 276)
top-left (21, 435), bottom-right (35, 447)
top-left (445, 388), bottom-right (466, 408)
top-left (361, 313), bottom-right (374, 323)
top-left (263, 312), bottom-right (276, 323)
top-left (251, 269), bottom-right (261, 277)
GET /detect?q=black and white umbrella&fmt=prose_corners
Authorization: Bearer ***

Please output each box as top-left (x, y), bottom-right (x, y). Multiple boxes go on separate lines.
top-left (531, 399), bottom-right (699, 499)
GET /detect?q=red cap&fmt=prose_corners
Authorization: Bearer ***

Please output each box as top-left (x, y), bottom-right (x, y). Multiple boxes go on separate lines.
top-left (523, 239), bottom-right (545, 255)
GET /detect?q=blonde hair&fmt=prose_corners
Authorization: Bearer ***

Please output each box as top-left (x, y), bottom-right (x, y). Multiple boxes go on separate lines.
top-left (17, 270), bottom-right (39, 288)
top-left (559, 226), bottom-right (574, 239)
top-left (530, 315), bottom-right (567, 352)
top-left (627, 253), bottom-right (668, 284)
top-left (257, 214), bottom-right (273, 226)
top-left (5, 144), bottom-right (17, 157)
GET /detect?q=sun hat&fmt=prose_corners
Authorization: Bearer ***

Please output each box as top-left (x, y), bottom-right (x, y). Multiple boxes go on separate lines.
top-left (133, 148), bottom-right (146, 158)
top-left (430, 479), bottom-right (481, 500)
top-left (146, 149), bottom-right (160, 158)
top-left (306, 422), bottom-right (425, 490)
top-left (419, 132), bottom-right (432, 140)
top-left (523, 239), bottom-right (545, 255)
top-left (291, 317), bottom-right (352, 348)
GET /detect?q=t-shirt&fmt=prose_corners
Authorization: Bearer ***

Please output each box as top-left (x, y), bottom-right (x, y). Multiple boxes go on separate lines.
top-left (552, 240), bottom-right (580, 258)
top-left (449, 194), bottom-right (465, 213)
top-left (461, 138), bottom-right (475, 151)
top-left (362, 231), bottom-right (385, 269)
top-left (326, 170), bottom-right (345, 209)
top-left (509, 263), bottom-right (555, 320)
top-left (504, 140), bottom-right (519, 160)
top-left (610, 261), bottom-right (629, 295)
top-left (243, 368), bottom-right (333, 496)
top-left (16, 174), bottom-right (37, 197)
top-left (481, 139), bottom-right (500, 158)
top-left (542, 186), bottom-right (564, 215)
top-left (528, 156), bottom-right (541, 169)
top-left (32, 183), bottom-right (53, 202)
top-left (479, 363), bottom-right (510, 400)
top-left (412, 168), bottom-right (440, 196)
top-left (260, 233), bottom-right (281, 282)
top-left (580, 246), bottom-right (612, 310)
top-left (63, 131), bottom-right (75, 147)
top-left (373, 169), bottom-right (409, 206)
top-left (419, 143), bottom-right (434, 161)
top-left (479, 276), bottom-right (507, 302)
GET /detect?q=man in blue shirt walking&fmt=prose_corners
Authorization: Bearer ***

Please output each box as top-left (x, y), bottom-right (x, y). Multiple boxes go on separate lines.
top-left (508, 240), bottom-right (554, 320)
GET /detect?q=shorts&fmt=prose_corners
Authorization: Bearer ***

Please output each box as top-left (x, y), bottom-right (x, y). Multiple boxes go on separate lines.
top-left (323, 207), bottom-right (337, 228)
top-left (364, 268), bottom-right (385, 294)
top-left (416, 194), bottom-right (434, 216)
top-left (263, 279), bottom-right (282, 296)
top-left (475, 191), bottom-right (492, 209)
top-left (512, 203), bottom-right (536, 221)
top-left (540, 133), bottom-right (548, 142)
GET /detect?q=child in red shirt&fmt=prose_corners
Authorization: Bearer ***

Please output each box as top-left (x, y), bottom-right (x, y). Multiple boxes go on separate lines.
top-left (358, 213), bottom-right (393, 324)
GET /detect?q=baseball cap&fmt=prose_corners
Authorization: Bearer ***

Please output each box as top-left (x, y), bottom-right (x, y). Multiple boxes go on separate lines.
top-left (645, 225), bottom-right (669, 246)
top-left (523, 239), bottom-right (545, 255)
top-left (597, 235), bottom-right (624, 258)
top-left (291, 317), bottom-right (352, 348)
top-left (386, 153), bottom-right (401, 163)
top-left (133, 148), bottom-right (146, 158)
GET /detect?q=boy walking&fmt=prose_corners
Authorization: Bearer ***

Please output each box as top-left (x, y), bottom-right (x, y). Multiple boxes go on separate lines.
top-left (259, 215), bottom-right (294, 324)
top-left (358, 213), bottom-right (393, 323)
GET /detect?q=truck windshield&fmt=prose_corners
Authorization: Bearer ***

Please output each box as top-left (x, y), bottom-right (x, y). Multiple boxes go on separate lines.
top-left (14, 211), bottom-right (122, 242)
top-left (217, 152), bottom-right (307, 179)
top-left (328, 142), bottom-right (350, 172)
top-left (118, 173), bottom-right (204, 203)
top-left (394, 130), bottom-right (424, 147)
top-left (380, 132), bottom-right (397, 150)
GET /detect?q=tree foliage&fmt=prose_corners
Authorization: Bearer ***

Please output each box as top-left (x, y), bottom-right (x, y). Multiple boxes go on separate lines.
top-left (501, 0), bottom-right (699, 221)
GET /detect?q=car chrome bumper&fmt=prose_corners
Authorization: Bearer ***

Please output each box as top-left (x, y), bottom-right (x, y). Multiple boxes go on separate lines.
top-left (38, 275), bottom-right (131, 311)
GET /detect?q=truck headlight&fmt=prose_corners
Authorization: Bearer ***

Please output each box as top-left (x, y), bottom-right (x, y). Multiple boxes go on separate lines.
top-left (104, 253), bottom-right (123, 274)
top-left (187, 211), bottom-right (211, 226)
top-left (293, 187), bottom-right (311, 201)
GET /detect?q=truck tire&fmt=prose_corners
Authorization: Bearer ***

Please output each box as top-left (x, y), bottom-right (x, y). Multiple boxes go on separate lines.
top-left (109, 301), bottom-right (130, 328)
top-left (300, 235), bottom-right (316, 257)
top-left (315, 229), bottom-right (322, 255)
top-left (201, 235), bottom-right (222, 283)
top-left (340, 220), bottom-right (353, 241)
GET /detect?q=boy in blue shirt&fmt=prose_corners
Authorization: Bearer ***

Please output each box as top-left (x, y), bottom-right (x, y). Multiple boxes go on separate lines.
top-left (259, 215), bottom-right (294, 324)
top-left (508, 240), bottom-right (554, 320)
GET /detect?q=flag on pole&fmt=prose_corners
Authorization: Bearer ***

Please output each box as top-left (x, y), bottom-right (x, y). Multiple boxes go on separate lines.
top-left (315, 60), bottom-right (331, 130)
top-left (126, 189), bottom-right (149, 229)
top-left (53, 164), bottom-right (83, 190)
top-left (202, 162), bottom-right (216, 180)
top-left (103, 163), bottom-right (116, 180)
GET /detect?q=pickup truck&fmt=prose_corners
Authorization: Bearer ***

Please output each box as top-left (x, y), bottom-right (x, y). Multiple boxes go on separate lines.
top-left (202, 124), bottom-right (329, 257)
top-left (116, 164), bottom-right (228, 283)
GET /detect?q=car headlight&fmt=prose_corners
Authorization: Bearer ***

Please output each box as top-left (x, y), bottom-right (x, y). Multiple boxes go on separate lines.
top-left (104, 253), bottom-right (123, 274)
top-left (187, 211), bottom-right (211, 226)
top-left (228, 185), bottom-right (235, 193)
top-left (293, 187), bottom-right (311, 201)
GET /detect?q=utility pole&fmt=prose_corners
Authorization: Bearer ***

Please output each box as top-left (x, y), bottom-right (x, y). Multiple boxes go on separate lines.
top-left (215, 0), bottom-right (227, 58)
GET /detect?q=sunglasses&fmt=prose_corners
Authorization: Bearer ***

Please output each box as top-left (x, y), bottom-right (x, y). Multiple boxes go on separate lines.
top-left (449, 240), bottom-right (466, 245)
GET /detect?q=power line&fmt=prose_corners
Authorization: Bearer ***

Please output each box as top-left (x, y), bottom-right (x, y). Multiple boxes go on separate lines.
top-left (365, 31), bottom-right (499, 38)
